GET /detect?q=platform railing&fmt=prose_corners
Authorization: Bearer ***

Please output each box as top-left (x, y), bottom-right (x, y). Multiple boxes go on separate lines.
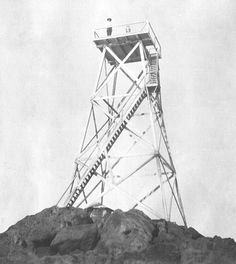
top-left (93, 21), bottom-right (161, 58)
top-left (94, 21), bottom-right (147, 39)
top-left (146, 21), bottom-right (162, 58)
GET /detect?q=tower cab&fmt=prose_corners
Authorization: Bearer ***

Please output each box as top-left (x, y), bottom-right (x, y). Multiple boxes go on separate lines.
top-left (93, 21), bottom-right (161, 90)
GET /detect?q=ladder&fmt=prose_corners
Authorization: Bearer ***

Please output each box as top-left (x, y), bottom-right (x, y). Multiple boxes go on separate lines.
top-left (66, 89), bottom-right (147, 207)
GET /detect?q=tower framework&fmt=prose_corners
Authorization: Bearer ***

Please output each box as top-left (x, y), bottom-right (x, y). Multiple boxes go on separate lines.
top-left (57, 21), bottom-right (187, 225)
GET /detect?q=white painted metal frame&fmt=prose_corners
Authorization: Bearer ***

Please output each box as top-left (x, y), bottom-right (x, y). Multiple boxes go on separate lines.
top-left (57, 35), bottom-right (187, 226)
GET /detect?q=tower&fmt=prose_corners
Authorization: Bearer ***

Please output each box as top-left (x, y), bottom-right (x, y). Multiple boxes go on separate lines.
top-left (57, 21), bottom-right (187, 226)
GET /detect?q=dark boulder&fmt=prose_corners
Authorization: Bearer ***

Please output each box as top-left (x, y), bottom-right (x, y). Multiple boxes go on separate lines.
top-left (50, 223), bottom-right (99, 254)
top-left (97, 209), bottom-right (156, 259)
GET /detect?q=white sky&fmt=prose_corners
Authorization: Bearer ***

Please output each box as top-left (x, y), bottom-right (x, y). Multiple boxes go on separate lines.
top-left (0, 0), bottom-right (236, 239)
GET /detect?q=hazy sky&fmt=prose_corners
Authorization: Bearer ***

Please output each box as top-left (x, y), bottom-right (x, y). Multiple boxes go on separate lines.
top-left (0, 0), bottom-right (236, 239)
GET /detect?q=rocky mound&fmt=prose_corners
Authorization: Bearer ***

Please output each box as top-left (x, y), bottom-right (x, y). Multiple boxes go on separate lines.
top-left (1, 206), bottom-right (236, 263)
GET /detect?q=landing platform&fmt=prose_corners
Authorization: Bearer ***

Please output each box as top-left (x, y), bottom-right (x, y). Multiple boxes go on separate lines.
top-left (93, 21), bottom-right (161, 64)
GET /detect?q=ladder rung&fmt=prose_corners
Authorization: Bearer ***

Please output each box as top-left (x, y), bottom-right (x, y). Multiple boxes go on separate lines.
top-left (95, 160), bottom-right (100, 167)
top-left (111, 135), bottom-right (116, 143)
top-left (86, 172), bottom-right (91, 179)
top-left (127, 113), bottom-right (132, 120)
top-left (130, 109), bottom-right (135, 115)
top-left (138, 97), bottom-right (142, 104)
top-left (106, 145), bottom-right (110, 152)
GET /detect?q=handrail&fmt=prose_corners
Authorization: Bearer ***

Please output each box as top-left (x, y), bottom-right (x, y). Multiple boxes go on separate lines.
top-left (93, 21), bottom-right (161, 58)
top-left (146, 21), bottom-right (162, 58)
top-left (93, 21), bottom-right (148, 39)
top-left (94, 21), bottom-right (147, 33)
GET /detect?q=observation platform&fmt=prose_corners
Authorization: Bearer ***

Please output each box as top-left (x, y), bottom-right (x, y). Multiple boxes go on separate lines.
top-left (93, 21), bottom-right (161, 65)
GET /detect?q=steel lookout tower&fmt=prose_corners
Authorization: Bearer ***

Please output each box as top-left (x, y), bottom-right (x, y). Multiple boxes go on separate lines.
top-left (57, 21), bottom-right (187, 226)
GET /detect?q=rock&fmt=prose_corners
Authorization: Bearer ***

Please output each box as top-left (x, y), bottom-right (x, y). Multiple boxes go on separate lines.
top-left (39, 251), bottom-right (109, 264)
top-left (7, 206), bottom-right (92, 251)
top-left (50, 224), bottom-right (99, 254)
top-left (181, 237), bottom-right (214, 263)
top-left (185, 226), bottom-right (203, 240)
top-left (181, 236), bottom-right (236, 264)
top-left (211, 236), bottom-right (236, 263)
top-left (39, 254), bottom-right (83, 264)
top-left (152, 220), bottom-right (202, 247)
top-left (143, 242), bottom-right (181, 264)
top-left (86, 206), bottom-right (113, 229)
top-left (1, 206), bottom-right (236, 263)
top-left (0, 206), bottom-right (93, 262)
top-left (97, 209), bottom-right (156, 259)
top-left (0, 248), bottom-right (38, 264)
top-left (0, 233), bottom-right (11, 257)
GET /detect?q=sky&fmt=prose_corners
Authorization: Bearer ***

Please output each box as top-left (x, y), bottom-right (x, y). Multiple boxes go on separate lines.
top-left (0, 0), bottom-right (236, 239)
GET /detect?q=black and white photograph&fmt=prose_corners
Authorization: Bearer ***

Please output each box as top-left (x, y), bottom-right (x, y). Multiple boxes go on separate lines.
top-left (0, 0), bottom-right (235, 263)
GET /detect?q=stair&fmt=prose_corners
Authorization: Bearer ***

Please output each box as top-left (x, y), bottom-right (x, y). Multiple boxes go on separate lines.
top-left (147, 54), bottom-right (158, 87)
top-left (66, 89), bottom-right (147, 207)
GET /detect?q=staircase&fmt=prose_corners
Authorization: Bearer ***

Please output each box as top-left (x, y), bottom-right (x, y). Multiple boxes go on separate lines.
top-left (66, 89), bottom-right (147, 207)
top-left (147, 54), bottom-right (158, 88)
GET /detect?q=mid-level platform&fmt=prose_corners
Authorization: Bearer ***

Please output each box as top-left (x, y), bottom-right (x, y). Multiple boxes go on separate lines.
top-left (93, 21), bottom-right (161, 64)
